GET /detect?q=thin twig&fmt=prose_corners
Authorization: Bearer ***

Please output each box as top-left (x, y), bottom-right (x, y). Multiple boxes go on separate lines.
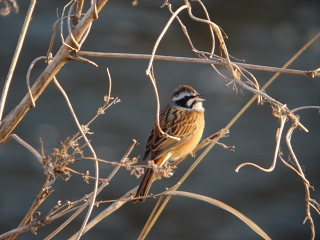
top-left (184, 0), bottom-right (237, 81)
top-left (8, 178), bottom-right (54, 240)
top-left (285, 124), bottom-right (316, 239)
top-left (291, 106), bottom-right (320, 112)
top-left (60, 1), bottom-right (79, 51)
top-left (67, 140), bottom-right (139, 240)
top-left (146, 4), bottom-right (188, 142)
top-left (0, 0), bottom-right (19, 16)
top-left (164, 2), bottom-right (198, 52)
top-left (52, 77), bottom-right (99, 240)
top-left (106, 68), bottom-right (112, 104)
top-left (12, 134), bottom-right (42, 164)
top-left (26, 56), bottom-right (48, 107)
top-left (67, 1), bottom-right (81, 50)
top-left (46, 15), bottom-right (84, 63)
top-left (0, 0), bottom-right (36, 122)
top-left (68, 189), bottom-right (136, 240)
top-left (78, 51), bottom-right (320, 78)
top-left (137, 195), bottom-right (167, 240)
top-left (196, 0), bottom-right (216, 56)
top-left (235, 114), bottom-right (286, 172)
top-left (73, 0), bottom-right (84, 25)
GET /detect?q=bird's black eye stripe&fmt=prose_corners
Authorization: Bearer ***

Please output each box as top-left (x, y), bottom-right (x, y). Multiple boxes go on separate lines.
top-left (175, 95), bottom-right (194, 108)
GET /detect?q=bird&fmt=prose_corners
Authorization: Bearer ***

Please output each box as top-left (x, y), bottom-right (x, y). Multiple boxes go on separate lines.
top-left (134, 85), bottom-right (205, 203)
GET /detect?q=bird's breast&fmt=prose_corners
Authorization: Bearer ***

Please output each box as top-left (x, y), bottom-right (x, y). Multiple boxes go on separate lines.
top-left (169, 111), bottom-right (204, 161)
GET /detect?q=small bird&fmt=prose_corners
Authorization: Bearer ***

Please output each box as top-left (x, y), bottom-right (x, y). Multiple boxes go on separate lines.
top-left (134, 85), bottom-right (205, 203)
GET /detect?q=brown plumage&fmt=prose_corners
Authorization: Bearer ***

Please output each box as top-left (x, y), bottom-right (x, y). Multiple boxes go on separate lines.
top-left (134, 85), bottom-right (205, 203)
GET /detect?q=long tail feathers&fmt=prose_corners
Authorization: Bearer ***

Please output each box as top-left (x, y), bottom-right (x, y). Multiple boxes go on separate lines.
top-left (134, 168), bottom-right (156, 203)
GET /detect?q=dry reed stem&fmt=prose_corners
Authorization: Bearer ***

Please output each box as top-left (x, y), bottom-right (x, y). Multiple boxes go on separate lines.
top-left (0, 0), bottom-right (36, 121)
top-left (78, 51), bottom-right (320, 78)
top-left (165, 191), bottom-right (272, 240)
top-left (68, 188), bottom-right (138, 240)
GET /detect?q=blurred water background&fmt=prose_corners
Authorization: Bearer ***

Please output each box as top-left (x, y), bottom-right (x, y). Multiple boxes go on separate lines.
top-left (1, 0), bottom-right (320, 239)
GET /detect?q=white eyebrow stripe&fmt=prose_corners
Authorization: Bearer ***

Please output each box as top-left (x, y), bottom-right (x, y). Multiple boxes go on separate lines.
top-left (172, 92), bottom-right (194, 101)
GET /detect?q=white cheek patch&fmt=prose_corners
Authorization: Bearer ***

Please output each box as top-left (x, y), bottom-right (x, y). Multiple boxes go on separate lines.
top-left (186, 98), bottom-right (194, 107)
top-left (193, 101), bottom-right (205, 112)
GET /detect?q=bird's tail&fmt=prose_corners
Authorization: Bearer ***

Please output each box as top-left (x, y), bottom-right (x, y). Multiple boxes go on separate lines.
top-left (134, 168), bottom-right (156, 203)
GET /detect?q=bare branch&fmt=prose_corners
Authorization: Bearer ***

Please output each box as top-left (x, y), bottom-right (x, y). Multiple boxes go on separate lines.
top-left (78, 51), bottom-right (320, 78)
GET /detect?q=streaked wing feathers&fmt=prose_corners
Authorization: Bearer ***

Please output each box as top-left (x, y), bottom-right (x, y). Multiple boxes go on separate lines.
top-left (143, 107), bottom-right (199, 161)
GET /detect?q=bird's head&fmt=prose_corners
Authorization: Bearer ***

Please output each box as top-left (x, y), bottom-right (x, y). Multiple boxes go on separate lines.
top-left (171, 85), bottom-right (205, 112)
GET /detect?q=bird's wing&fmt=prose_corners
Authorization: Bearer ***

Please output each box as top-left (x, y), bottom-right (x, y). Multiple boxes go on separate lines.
top-left (143, 108), bottom-right (199, 161)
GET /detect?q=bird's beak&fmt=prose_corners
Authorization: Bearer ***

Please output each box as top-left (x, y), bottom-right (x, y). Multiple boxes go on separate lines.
top-left (194, 94), bottom-right (205, 102)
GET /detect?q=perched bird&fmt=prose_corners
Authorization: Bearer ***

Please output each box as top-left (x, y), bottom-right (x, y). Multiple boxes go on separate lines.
top-left (134, 85), bottom-right (205, 203)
